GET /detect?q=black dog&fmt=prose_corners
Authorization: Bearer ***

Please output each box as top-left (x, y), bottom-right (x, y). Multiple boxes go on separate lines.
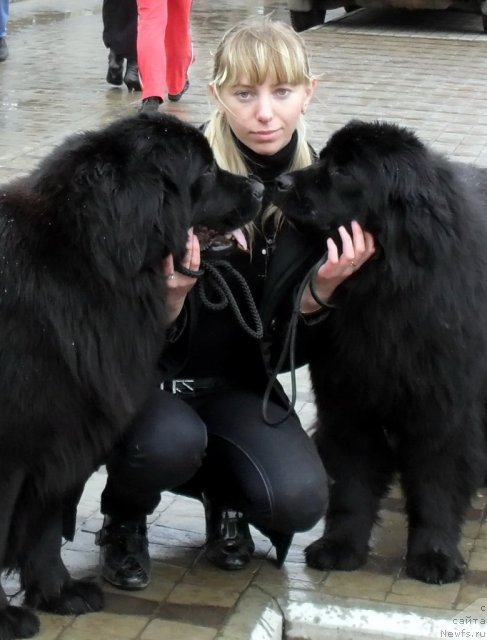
top-left (275, 119), bottom-right (487, 584)
top-left (0, 112), bottom-right (263, 639)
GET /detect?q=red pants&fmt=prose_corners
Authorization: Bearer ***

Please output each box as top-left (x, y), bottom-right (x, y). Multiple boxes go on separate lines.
top-left (137, 0), bottom-right (193, 100)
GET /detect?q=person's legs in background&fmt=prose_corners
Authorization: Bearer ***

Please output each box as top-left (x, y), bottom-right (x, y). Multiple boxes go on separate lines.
top-left (0, 0), bottom-right (10, 62)
top-left (102, 0), bottom-right (140, 91)
top-left (165, 0), bottom-right (193, 101)
top-left (137, 0), bottom-right (167, 111)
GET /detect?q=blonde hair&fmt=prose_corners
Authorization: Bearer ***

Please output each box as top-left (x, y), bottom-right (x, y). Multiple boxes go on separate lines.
top-left (204, 18), bottom-right (315, 234)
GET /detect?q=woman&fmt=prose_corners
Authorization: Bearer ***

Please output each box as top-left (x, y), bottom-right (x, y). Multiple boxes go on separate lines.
top-left (96, 17), bottom-right (375, 590)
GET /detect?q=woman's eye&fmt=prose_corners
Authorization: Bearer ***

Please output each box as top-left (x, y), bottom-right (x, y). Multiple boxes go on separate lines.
top-left (275, 87), bottom-right (291, 98)
top-left (235, 91), bottom-right (252, 100)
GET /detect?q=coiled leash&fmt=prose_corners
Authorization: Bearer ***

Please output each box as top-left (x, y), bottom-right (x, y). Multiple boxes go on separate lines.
top-left (178, 259), bottom-right (263, 340)
top-left (178, 251), bottom-right (331, 427)
top-left (261, 252), bottom-right (331, 426)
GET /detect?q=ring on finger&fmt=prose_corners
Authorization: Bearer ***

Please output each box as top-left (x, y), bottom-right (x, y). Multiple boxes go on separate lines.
top-left (350, 261), bottom-right (357, 268)
top-left (167, 273), bottom-right (176, 280)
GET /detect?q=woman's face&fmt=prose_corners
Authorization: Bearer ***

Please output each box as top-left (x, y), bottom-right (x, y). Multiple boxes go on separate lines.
top-left (212, 76), bottom-right (316, 156)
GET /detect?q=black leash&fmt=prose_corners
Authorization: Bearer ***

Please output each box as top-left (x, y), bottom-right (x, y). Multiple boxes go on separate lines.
top-left (179, 251), bottom-right (331, 427)
top-left (178, 259), bottom-right (263, 340)
top-left (261, 252), bottom-right (329, 426)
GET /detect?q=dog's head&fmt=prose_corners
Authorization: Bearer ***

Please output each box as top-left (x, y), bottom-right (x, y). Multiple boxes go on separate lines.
top-left (32, 113), bottom-right (263, 279)
top-left (274, 120), bottom-right (459, 266)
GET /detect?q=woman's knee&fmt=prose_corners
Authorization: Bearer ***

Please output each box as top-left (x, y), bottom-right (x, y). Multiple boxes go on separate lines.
top-left (196, 388), bottom-right (328, 531)
top-left (270, 476), bottom-right (329, 532)
top-left (247, 464), bottom-right (329, 534)
top-left (118, 390), bottom-right (208, 488)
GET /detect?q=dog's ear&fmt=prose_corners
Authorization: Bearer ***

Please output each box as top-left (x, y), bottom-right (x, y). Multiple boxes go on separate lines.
top-left (51, 128), bottom-right (195, 281)
top-left (382, 156), bottom-right (456, 272)
top-left (108, 178), bottom-right (166, 277)
top-left (385, 197), bottom-right (432, 270)
top-left (105, 168), bottom-right (192, 278)
top-left (69, 158), bottom-right (173, 280)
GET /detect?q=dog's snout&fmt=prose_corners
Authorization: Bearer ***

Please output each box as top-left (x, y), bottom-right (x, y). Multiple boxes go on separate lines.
top-left (275, 174), bottom-right (294, 193)
top-left (249, 176), bottom-right (265, 200)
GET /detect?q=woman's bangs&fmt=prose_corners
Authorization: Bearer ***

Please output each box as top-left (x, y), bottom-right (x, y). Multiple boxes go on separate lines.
top-left (215, 33), bottom-right (309, 88)
top-left (267, 42), bottom-right (309, 85)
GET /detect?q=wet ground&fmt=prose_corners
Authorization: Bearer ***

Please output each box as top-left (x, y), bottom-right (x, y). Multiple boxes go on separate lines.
top-left (2, 1), bottom-right (487, 638)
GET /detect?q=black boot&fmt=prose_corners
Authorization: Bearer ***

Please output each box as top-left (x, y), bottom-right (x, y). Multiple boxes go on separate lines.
top-left (0, 37), bottom-right (8, 62)
top-left (106, 50), bottom-right (124, 86)
top-left (124, 60), bottom-right (141, 92)
top-left (96, 516), bottom-right (151, 590)
top-left (204, 500), bottom-right (255, 571)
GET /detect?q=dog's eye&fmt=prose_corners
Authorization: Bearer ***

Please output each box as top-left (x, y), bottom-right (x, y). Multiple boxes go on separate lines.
top-left (192, 168), bottom-right (216, 197)
top-left (329, 166), bottom-right (349, 177)
top-left (191, 166), bottom-right (214, 187)
top-left (332, 170), bottom-right (361, 195)
top-left (197, 167), bottom-right (216, 184)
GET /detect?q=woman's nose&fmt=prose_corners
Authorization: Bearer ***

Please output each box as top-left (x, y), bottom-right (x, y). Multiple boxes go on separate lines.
top-left (255, 96), bottom-right (273, 121)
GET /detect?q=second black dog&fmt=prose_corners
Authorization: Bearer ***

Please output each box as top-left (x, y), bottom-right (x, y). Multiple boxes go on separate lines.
top-left (275, 119), bottom-right (487, 584)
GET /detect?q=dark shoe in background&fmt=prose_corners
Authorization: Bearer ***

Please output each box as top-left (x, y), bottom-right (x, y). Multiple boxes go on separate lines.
top-left (124, 60), bottom-right (141, 92)
top-left (106, 49), bottom-right (124, 86)
top-left (168, 79), bottom-right (190, 102)
top-left (204, 500), bottom-right (255, 570)
top-left (0, 37), bottom-right (8, 62)
top-left (289, 9), bottom-right (326, 31)
top-left (96, 516), bottom-right (151, 590)
top-left (139, 97), bottom-right (162, 114)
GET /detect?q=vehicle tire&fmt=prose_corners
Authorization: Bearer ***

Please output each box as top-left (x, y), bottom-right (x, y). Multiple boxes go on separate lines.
top-left (289, 9), bottom-right (327, 31)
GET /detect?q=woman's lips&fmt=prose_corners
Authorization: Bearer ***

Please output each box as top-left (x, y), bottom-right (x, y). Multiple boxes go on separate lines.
top-left (251, 129), bottom-right (280, 140)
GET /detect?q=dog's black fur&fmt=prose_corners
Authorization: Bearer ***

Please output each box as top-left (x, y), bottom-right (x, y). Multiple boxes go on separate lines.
top-left (275, 119), bottom-right (487, 584)
top-left (0, 112), bottom-right (263, 639)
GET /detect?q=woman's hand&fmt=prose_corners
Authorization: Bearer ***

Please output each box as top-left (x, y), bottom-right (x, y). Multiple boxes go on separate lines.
top-left (300, 221), bottom-right (375, 315)
top-left (162, 228), bottom-right (201, 324)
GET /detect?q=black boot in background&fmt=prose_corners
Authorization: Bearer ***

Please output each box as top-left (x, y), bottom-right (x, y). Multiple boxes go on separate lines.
top-left (106, 49), bottom-right (124, 86)
top-left (124, 60), bottom-right (141, 92)
top-left (0, 38), bottom-right (8, 62)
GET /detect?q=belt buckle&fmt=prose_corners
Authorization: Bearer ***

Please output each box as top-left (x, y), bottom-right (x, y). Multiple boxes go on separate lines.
top-left (162, 379), bottom-right (195, 394)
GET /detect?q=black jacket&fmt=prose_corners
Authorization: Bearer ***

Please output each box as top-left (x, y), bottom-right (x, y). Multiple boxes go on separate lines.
top-left (158, 220), bottom-right (327, 407)
top-left (158, 132), bottom-right (327, 407)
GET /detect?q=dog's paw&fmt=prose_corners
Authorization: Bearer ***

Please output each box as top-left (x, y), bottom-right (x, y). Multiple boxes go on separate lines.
top-left (406, 550), bottom-right (465, 584)
top-left (305, 537), bottom-right (368, 571)
top-left (25, 579), bottom-right (104, 615)
top-left (0, 605), bottom-right (40, 639)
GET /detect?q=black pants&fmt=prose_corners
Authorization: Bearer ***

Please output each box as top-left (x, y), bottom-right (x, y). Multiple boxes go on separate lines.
top-left (101, 387), bottom-right (329, 535)
top-left (102, 0), bottom-right (138, 61)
